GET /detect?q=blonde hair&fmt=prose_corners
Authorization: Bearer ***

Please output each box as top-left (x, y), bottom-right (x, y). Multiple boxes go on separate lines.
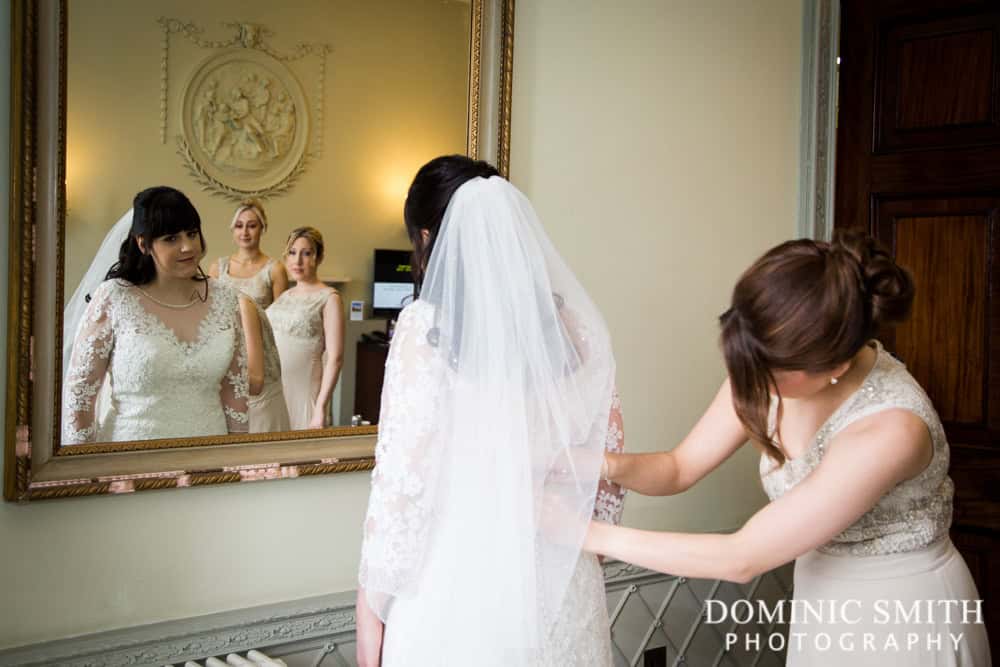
top-left (230, 198), bottom-right (268, 232)
top-left (284, 226), bottom-right (324, 262)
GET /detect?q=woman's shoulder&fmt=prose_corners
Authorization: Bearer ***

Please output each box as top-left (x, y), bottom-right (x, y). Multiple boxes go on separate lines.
top-left (92, 278), bottom-right (132, 300)
top-left (397, 298), bottom-right (433, 327)
top-left (864, 342), bottom-right (937, 414)
top-left (834, 341), bottom-right (943, 447)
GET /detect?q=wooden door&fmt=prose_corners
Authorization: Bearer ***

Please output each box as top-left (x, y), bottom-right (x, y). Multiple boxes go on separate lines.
top-left (837, 0), bottom-right (1000, 651)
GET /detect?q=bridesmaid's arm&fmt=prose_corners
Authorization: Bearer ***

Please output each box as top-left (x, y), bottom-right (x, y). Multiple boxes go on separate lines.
top-left (237, 296), bottom-right (265, 396)
top-left (605, 379), bottom-right (747, 496)
top-left (309, 291), bottom-right (345, 429)
top-left (586, 410), bottom-right (931, 583)
top-left (270, 261), bottom-right (289, 302)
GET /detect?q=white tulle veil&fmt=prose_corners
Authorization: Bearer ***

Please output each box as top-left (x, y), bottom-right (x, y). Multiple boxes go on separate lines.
top-left (367, 176), bottom-right (615, 659)
top-left (63, 208), bottom-right (132, 374)
top-left (61, 208), bottom-right (132, 432)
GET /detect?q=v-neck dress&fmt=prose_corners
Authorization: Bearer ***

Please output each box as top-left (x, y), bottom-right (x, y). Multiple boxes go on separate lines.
top-left (760, 341), bottom-right (990, 666)
top-left (62, 278), bottom-right (250, 443)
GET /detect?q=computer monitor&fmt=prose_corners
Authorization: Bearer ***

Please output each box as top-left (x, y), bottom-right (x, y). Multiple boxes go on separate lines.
top-left (372, 248), bottom-right (415, 318)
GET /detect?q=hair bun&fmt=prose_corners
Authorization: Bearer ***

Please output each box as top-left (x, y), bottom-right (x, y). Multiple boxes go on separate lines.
top-left (831, 229), bottom-right (914, 328)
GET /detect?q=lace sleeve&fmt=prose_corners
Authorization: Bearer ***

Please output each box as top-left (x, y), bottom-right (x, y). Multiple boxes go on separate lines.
top-left (594, 388), bottom-right (626, 524)
top-left (358, 302), bottom-right (444, 620)
top-left (62, 283), bottom-right (115, 444)
top-left (222, 294), bottom-right (251, 433)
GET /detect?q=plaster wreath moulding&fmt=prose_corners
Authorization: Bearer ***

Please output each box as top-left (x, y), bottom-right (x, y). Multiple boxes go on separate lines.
top-left (158, 18), bottom-right (331, 201)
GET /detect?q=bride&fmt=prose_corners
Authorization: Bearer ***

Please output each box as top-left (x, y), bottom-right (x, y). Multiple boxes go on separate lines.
top-left (62, 186), bottom-right (251, 444)
top-left (355, 156), bottom-right (625, 666)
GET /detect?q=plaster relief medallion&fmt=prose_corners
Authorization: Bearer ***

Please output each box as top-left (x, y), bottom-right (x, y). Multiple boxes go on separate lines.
top-left (180, 48), bottom-right (310, 197)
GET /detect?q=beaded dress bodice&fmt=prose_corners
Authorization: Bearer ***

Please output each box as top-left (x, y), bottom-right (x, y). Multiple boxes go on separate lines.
top-left (218, 257), bottom-right (275, 309)
top-left (266, 286), bottom-right (334, 342)
top-left (760, 341), bottom-right (954, 556)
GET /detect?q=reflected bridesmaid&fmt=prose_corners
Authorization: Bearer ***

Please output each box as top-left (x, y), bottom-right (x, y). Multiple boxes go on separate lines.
top-left (266, 227), bottom-right (345, 430)
top-left (209, 198), bottom-right (288, 308)
top-left (211, 198), bottom-right (290, 432)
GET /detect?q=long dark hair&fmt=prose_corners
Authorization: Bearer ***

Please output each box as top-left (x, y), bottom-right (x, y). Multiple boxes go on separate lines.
top-left (403, 154), bottom-right (499, 291)
top-left (105, 186), bottom-right (207, 286)
top-left (720, 230), bottom-right (914, 464)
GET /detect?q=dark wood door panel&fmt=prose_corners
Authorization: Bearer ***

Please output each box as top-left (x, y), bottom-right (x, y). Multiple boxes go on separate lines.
top-left (873, 196), bottom-right (998, 438)
top-left (951, 446), bottom-right (1000, 529)
top-left (895, 215), bottom-right (987, 423)
top-left (876, 9), bottom-right (1000, 152)
top-left (836, 0), bottom-right (1000, 229)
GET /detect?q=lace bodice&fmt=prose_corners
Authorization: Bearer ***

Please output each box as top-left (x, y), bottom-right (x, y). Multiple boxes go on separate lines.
top-left (62, 278), bottom-right (249, 444)
top-left (760, 341), bottom-right (953, 556)
top-left (266, 286), bottom-right (335, 341)
top-left (218, 257), bottom-right (275, 309)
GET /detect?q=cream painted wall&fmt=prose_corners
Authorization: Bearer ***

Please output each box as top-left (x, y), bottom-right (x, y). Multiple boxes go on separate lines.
top-left (0, 0), bottom-right (803, 650)
top-left (510, 0), bottom-right (803, 532)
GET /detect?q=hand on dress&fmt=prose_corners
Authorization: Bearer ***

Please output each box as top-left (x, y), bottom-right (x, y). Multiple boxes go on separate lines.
top-left (308, 408), bottom-right (326, 430)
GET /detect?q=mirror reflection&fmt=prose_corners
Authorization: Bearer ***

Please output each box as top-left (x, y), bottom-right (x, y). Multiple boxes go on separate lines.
top-left (60, 0), bottom-right (471, 446)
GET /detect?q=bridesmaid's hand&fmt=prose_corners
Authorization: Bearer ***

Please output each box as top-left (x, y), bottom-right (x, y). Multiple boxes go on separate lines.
top-left (308, 409), bottom-right (325, 430)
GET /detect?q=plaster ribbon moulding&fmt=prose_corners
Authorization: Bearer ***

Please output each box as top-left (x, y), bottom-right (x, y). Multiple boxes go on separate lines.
top-left (159, 18), bottom-right (331, 201)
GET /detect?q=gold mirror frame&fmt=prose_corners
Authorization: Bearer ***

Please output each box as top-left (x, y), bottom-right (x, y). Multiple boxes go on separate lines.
top-left (4, 0), bottom-right (515, 501)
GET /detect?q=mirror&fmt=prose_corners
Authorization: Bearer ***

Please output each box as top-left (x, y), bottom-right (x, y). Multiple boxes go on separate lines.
top-left (4, 0), bottom-right (514, 500)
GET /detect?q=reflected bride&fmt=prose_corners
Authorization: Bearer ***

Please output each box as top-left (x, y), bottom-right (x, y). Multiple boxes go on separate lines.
top-left (62, 186), bottom-right (251, 444)
top-left (267, 227), bottom-right (345, 430)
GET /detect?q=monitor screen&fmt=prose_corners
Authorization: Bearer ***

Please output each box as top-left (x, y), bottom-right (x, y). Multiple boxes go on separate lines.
top-left (372, 249), bottom-right (414, 317)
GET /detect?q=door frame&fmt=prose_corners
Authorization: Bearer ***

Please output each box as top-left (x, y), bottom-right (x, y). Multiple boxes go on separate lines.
top-left (800, 0), bottom-right (842, 241)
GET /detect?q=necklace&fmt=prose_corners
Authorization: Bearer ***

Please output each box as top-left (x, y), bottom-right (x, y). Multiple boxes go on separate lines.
top-left (135, 286), bottom-right (200, 309)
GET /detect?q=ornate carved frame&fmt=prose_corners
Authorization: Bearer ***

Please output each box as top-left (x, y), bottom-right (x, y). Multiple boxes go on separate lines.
top-left (4, 0), bottom-right (516, 501)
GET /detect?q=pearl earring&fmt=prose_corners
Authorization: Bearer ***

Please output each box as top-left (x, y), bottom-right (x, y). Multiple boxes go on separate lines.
top-left (830, 377), bottom-right (839, 385)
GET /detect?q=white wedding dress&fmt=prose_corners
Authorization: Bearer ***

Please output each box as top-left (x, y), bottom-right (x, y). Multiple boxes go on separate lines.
top-left (362, 301), bottom-right (626, 665)
top-left (358, 175), bottom-right (619, 665)
top-left (62, 278), bottom-right (250, 444)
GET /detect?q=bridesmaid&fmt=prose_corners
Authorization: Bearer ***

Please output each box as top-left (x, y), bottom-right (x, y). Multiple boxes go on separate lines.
top-left (585, 232), bottom-right (990, 666)
top-left (267, 227), bottom-right (345, 429)
top-left (209, 198), bottom-right (288, 308)
top-left (210, 199), bottom-right (290, 432)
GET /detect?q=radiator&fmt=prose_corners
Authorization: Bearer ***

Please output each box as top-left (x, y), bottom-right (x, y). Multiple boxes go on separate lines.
top-left (172, 650), bottom-right (288, 667)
